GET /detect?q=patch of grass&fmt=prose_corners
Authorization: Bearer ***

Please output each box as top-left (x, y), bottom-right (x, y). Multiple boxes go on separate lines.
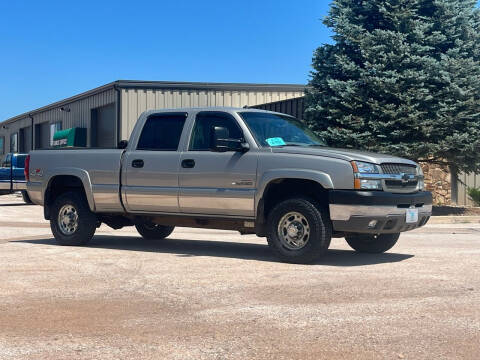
top-left (467, 187), bottom-right (480, 206)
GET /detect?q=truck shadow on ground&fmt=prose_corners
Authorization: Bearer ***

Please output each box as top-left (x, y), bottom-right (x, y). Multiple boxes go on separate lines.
top-left (0, 203), bottom-right (34, 207)
top-left (15, 235), bottom-right (414, 266)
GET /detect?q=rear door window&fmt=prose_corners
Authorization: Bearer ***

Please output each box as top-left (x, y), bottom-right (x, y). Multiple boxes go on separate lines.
top-left (137, 113), bottom-right (187, 151)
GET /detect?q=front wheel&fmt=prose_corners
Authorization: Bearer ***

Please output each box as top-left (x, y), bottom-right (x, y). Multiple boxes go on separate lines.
top-left (50, 191), bottom-right (97, 246)
top-left (266, 197), bottom-right (332, 264)
top-left (345, 233), bottom-right (400, 253)
top-left (135, 222), bottom-right (175, 240)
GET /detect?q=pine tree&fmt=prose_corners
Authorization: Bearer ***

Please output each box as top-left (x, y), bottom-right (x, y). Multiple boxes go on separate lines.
top-left (305, 0), bottom-right (480, 181)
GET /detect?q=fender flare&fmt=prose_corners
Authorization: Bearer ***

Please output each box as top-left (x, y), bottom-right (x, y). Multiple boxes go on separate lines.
top-left (43, 168), bottom-right (95, 212)
top-left (255, 169), bottom-right (333, 214)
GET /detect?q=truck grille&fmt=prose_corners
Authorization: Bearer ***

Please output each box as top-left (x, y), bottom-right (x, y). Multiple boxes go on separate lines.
top-left (385, 179), bottom-right (418, 188)
top-left (381, 163), bottom-right (417, 175)
top-left (381, 163), bottom-right (418, 193)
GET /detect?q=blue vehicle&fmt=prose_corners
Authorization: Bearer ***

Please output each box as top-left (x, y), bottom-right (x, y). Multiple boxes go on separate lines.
top-left (0, 153), bottom-right (31, 203)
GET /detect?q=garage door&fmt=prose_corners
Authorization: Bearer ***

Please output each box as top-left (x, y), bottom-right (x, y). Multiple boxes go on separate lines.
top-left (91, 103), bottom-right (115, 148)
top-left (20, 126), bottom-right (32, 153)
top-left (35, 122), bottom-right (50, 149)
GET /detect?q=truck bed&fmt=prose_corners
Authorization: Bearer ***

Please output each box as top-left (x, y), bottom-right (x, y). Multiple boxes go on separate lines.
top-left (28, 149), bottom-right (125, 212)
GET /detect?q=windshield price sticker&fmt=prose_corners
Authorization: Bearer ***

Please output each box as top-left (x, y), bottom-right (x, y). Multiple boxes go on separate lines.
top-left (266, 137), bottom-right (286, 147)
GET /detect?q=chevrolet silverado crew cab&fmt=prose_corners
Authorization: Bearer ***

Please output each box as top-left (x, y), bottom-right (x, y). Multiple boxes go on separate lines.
top-left (26, 108), bottom-right (432, 263)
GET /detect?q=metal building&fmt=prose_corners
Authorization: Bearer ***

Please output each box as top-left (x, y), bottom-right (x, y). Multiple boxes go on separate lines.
top-left (252, 97), bottom-right (305, 120)
top-left (0, 80), bottom-right (305, 154)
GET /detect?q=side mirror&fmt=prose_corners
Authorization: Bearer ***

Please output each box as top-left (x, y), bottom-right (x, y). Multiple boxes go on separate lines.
top-left (211, 126), bottom-right (249, 153)
top-left (118, 140), bottom-right (128, 149)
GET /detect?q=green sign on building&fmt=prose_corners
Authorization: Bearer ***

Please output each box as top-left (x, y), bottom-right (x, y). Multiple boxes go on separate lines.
top-left (52, 128), bottom-right (87, 148)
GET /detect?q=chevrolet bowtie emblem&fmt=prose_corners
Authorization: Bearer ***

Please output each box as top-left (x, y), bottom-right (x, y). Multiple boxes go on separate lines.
top-left (401, 173), bottom-right (411, 183)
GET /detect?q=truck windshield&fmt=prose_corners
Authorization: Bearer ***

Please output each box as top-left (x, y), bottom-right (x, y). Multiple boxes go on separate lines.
top-left (239, 112), bottom-right (325, 147)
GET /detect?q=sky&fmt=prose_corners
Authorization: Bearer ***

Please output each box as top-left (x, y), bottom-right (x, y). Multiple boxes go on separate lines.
top-left (0, 0), bottom-right (332, 120)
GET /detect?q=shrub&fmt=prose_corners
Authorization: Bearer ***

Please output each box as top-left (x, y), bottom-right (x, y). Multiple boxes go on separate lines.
top-left (467, 187), bottom-right (480, 206)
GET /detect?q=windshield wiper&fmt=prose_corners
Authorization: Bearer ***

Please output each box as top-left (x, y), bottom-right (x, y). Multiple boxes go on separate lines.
top-left (274, 143), bottom-right (324, 147)
top-left (282, 143), bottom-right (302, 146)
top-left (282, 143), bottom-right (326, 147)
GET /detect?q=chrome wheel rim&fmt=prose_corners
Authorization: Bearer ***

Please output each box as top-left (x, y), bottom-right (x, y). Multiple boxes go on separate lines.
top-left (58, 204), bottom-right (79, 235)
top-left (277, 211), bottom-right (310, 250)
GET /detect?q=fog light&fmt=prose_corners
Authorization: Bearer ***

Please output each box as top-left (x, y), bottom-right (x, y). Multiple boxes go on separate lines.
top-left (359, 179), bottom-right (383, 190)
top-left (368, 220), bottom-right (378, 229)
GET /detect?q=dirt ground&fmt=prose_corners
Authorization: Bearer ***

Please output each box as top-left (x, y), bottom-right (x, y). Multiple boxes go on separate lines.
top-left (432, 205), bottom-right (480, 216)
top-left (0, 193), bottom-right (479, 360)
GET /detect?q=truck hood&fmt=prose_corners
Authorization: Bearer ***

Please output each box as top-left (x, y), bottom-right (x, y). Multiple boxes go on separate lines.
top-left (270, 146), bottom-right (417, 166)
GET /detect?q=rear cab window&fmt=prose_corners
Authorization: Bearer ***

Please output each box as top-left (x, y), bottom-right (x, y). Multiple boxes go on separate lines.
top-left (15, 155), bottom-right (26, 168)
top-left (137, 113), bottom-right (187, 151)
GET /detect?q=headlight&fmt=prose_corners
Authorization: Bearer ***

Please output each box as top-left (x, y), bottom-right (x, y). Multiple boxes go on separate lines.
top-left (352, 161), bottom-right (380, 174)
top-left (351, 161), bottom-right (382, 190)
top-left (417, 165), bottom-right (424, 176)
top-left (417, 165), bottom-right (425, 190)
top-left (418, 178), bottom-right (425, 190)
top-left (357, 179), bottom-right (383, 190)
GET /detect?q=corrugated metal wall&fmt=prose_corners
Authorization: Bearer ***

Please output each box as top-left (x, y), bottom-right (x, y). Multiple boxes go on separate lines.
top-left (457, 173), bottom-right (480, 206)
top-left (120, 88), bottom-right (304, 139)
top-left (0, 117), bottom-right (31, 154)
top-left (252, 97), bottom-right (305, 119)
top-left (0, 88), bottom-right (116, 152)
top-left (32, 88), bottom-right (115, 130)
top-left (0, 85), bottom-right (305, 152)
top-left (31, 88), bottom-right (116, 148)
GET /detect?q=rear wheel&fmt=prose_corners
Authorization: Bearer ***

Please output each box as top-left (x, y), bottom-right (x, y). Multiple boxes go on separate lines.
top-left (266, 197), bottom-right (331, 264)
top-left (21, 191), bottom-right (32, 204)
top-left (135, 222), bottom-right (175, 240)
top-left (345, 233), bottom-right (400, 253)
top-left (50, 191), bottom-right (97, 246)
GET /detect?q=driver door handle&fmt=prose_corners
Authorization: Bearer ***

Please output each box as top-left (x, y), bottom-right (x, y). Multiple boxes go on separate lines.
top-left (132, 159), bottom-right (144, 168)
top-left (181, 159), bottom-right (195, 168)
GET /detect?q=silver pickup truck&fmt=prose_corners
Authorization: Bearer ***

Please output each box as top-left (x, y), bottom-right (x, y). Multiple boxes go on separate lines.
top-left (26, 108), bottom-right (432, 263)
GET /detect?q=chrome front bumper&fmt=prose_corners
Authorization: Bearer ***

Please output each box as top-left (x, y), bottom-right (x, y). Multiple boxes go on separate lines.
top-left (330, 203), bottom-right (433, 221)
top-left (329, 190), bottom-right (433, 234)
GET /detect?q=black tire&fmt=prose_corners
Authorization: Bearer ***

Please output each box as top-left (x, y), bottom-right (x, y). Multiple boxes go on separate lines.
top-left (50, 191), bottom-right (97, 246)
top-left (345, 233), bottom-right (400, 253)
top-left (21, 191), bottom-right (33, 204)
top-left (266, 197), bottom-right (332, 264)
top-left (135, 222), bottom-right (175, 240)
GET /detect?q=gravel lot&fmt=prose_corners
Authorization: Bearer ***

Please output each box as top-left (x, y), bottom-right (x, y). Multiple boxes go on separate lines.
top-left (0, 193), bottom-right (479, 359)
